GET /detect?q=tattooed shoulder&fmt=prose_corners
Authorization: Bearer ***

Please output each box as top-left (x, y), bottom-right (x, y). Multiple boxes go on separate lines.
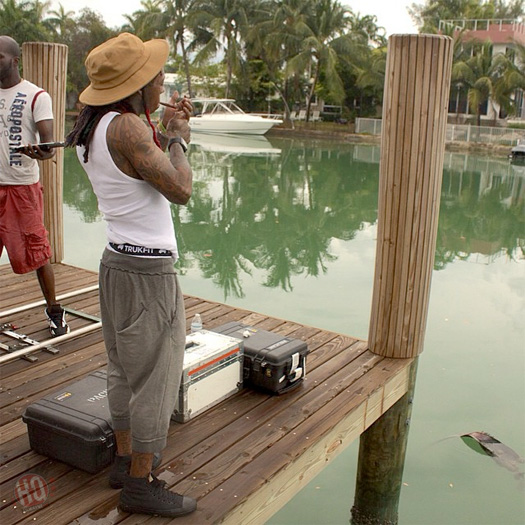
top-left (107, 113), bottom-right (159, 178)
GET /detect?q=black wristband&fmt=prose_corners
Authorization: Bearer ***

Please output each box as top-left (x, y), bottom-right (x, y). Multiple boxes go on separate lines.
top-left (167, 136), bottom-right (188, 153)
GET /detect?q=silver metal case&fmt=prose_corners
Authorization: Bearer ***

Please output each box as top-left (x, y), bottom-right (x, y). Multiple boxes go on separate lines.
top-left (173, 330), bottom-right (244, 423)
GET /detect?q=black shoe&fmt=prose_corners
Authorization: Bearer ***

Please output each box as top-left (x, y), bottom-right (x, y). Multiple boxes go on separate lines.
top-left (119, 474), bottom-right (197, 517)
top-left (45, 304), bottom-right (70, 337)
top-left (109, 452), bottom-right (162, 489)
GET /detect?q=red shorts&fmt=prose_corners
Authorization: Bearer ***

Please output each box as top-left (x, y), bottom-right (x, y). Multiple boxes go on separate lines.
top-left (0, 183), bottom-right (52, 274)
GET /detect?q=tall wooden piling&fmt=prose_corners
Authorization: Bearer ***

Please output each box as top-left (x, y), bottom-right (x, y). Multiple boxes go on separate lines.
top-left (351, 359), bottom-right (419, 525)
top-left (368, 34), bottom-right (453, 359)
top-left (352, 34), bottom-right (453, 525)
top-left (22, 42), bottom-right (68, 263)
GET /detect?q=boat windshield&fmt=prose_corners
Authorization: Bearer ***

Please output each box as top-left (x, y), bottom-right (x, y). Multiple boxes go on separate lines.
top-left (195, 99), bottom-right (246, 116)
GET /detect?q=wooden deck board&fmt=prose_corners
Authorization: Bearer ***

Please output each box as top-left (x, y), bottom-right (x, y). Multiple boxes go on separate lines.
top-left (0, 263), bottom-right (413, 524)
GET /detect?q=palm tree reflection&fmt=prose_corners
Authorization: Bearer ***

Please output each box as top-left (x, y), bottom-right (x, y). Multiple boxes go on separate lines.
top-left (64, 138), bottom-right (524, 300)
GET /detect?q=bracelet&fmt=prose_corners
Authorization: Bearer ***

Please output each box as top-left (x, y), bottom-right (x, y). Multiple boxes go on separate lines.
top-left (157, 121), bottom-right (168, 135)
top-left (167, 136), bottom-right (188, 153)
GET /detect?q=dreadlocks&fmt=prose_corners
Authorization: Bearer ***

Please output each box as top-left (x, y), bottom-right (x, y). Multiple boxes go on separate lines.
top-left (66, 100), bottom-right (163, 162)
top-left (65, 101), bottom-right (135, 163)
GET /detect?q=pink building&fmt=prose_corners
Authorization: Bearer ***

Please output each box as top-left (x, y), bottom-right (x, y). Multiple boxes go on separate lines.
top-left (453, 19), bottom-right (525, 47)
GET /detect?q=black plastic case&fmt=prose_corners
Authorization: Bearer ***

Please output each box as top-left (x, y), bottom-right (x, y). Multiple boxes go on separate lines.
top-left (212, 321), bottom-right (308, 394)
top-left (22, 370), bottom-right (114, 473)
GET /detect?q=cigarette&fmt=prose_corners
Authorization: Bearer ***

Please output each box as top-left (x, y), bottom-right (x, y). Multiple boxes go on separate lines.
top-left (159, 101), bottom-right (179, 109)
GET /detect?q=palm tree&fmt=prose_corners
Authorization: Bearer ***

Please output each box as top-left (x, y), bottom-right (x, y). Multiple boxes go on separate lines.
top-left (354, 46), bottom-right (387, 110)
top-left (247, 0), bottom-right (311, 119)
top-left (348, 12), bottom-right (386, 47)
top-left (125, 0), bottom-right (199, 96)
top-left (0, 0), bottom-right (51, 42)
top-left (122, 0), bottom-right (163, 41)
top-left (452, 41), bottom-right (509, 126)
top-left (46, 3), bottom-right (75, 40)
top-left (191, 0), bottom-right (252, 98)
top-left (408, 0), bottom-right (484, 34)
top-left (440, 23), bottom-right (472, 120)
top-left (159, 0), bottom-right (198, 97)
top-left (341, 13), bottom-right (387, 117)
top-left (285, 0), bottom-right (353, 121)
top-left (409, 0), bottom-right (525, 34)
top-left (494, 42), bottom-right (525, 118)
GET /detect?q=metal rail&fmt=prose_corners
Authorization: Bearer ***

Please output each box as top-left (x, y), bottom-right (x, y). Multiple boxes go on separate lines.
top-left (0, 285), bottom-right (99, 319)
top-left (0, 322), bottom-right (102, 365)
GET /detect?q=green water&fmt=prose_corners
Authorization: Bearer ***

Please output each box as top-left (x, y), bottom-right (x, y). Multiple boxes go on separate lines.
top-left (6, 134), bottom-right (524, 524)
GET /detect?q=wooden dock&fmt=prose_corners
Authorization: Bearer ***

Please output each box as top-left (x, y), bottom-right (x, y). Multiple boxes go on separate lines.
top-left (0, 263), bottom-right (413, 524)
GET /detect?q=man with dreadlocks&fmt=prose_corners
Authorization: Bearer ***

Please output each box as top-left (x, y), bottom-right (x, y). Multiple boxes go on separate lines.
top-left (66, 33), bottom-right (196, 518)
top-left (0, 35), bottom-right (69, 337)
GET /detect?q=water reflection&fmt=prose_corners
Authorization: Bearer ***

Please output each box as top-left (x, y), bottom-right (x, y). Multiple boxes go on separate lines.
top-left (438, 152), bottom-right (525, 268)
top-left (179, 137), bottom-right (377, 299)
top-left (62, 139), bottom-right (525, 300)
top-left (63, 151), bottom-right (101, 223)
top-left (190, 133), bottom-right (281, 156)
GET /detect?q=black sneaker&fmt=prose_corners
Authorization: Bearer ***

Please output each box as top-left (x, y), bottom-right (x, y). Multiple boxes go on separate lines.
top-left (109, 452), bottom-right (162, 489)
top-left (119, 474), bottom-right (197, 517)
top-left (45, 304), bottom-right (70, 337)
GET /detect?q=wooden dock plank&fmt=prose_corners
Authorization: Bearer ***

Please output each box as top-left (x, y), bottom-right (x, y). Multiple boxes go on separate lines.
top-left (2, 330), bottom-right (353, 523)
top-left (176, 359), bottom-right (411, 525)
top-left (0, 264), bottom-right (413, 524)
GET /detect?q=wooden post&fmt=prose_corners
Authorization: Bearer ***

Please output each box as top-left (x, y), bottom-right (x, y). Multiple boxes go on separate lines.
top-left (368, 35), bottom-right (453, 358)
top-left (351, 359), bottom-right (419, 525)
top-left (22, 42), bottom-right (68, 263)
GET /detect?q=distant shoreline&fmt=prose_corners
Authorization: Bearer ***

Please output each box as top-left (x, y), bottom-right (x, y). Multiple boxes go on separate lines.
top-left (66, 113), bottom-right (511, 158)
top-left (269, 125), bottom-right (512, 158)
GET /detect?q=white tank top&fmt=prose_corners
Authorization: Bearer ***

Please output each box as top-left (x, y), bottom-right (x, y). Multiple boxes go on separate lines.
top-left (77, 112), bottom-right (178, 259)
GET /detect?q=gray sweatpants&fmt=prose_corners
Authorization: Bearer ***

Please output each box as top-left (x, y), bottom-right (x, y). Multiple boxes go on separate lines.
top-left (99, 249), bottom-right (185, 453)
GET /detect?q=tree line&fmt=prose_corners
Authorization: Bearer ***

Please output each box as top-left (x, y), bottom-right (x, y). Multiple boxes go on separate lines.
top-left (1, 0), bottom-right (524, 122)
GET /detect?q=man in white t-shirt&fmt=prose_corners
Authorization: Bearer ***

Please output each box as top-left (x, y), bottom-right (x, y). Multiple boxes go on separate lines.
top-left (0, 35), bottom-right (69, 336)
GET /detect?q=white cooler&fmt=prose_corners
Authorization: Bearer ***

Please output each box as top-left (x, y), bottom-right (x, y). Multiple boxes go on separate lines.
top-left (172, 329), bottom-right (244, 423)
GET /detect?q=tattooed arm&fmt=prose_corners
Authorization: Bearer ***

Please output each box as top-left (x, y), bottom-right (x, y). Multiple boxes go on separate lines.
top-left (106, 112), bottom-right (192, 205)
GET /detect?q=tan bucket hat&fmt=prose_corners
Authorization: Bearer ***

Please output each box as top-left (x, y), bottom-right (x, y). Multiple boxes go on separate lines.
top-left (79, 32), bottom-right (169, 106)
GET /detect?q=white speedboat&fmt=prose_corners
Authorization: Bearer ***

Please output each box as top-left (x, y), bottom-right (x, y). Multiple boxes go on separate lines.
top-left (189, 98), bottom-right (283, 135)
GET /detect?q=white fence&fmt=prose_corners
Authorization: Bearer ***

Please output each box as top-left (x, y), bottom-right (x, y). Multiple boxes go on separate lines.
top-left (446, 124), bottom-right (524, 146)
top-left (355, 118), bottom-right (525, 146)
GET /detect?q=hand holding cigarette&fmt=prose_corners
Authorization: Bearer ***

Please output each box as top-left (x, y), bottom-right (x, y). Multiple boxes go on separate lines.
top-left (159, 91), bottom-right (193, 122)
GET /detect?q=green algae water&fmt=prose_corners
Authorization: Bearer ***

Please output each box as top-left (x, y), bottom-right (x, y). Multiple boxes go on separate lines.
top-left (9, 134), bottom-right (522, 525)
